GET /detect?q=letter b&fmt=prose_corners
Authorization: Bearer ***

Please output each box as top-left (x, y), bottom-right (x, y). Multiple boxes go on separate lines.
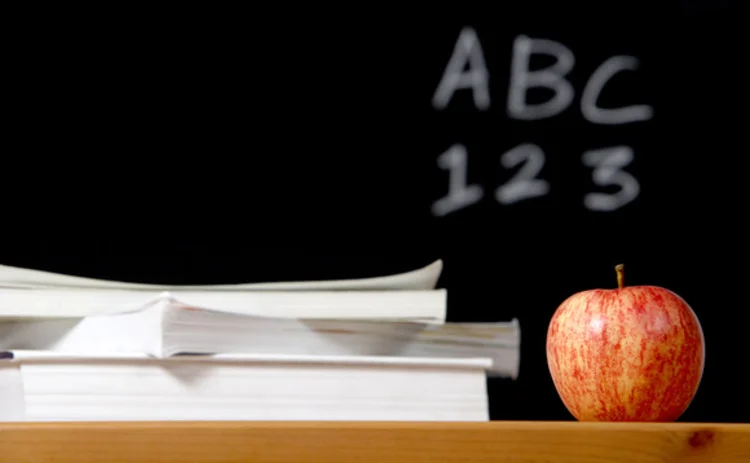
top-left (507, 35), bottom-right (575, 120)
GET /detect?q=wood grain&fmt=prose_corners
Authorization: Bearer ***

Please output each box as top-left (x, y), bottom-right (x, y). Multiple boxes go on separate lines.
top-left (0, 421), bottom-right (748, 463)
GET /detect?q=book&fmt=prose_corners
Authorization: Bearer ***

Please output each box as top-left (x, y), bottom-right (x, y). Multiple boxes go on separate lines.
top-left (0, 287), bottom-right (447, 321)
top-left (0, 259), bottom-right (443, 291)
top-left (0, 351), bottom-right (491, 422)
top-left (0, 300), bottom-right (520, 378)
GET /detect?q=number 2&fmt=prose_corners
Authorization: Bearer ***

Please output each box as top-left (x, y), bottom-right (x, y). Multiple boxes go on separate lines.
top-left (431, 143), bottom-right (484, 217)
top-left (582, 146), bottom-right (640, 211)
top-left (495, 143), bottom-right (550, 204)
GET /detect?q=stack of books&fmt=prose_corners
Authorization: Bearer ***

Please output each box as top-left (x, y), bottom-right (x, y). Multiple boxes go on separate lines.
top-left (0, 260), bottom-right (520, 422)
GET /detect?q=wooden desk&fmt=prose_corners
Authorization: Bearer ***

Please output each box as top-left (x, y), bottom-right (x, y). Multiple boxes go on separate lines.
top-left (0, 421), bottom-right (748, 463)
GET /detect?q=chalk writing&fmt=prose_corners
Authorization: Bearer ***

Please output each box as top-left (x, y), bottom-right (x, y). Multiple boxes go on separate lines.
top-left (432, 144), bottom-right (640, 216)
top-left (435, 30), bottom-right (654, 123)
top-left (581, 56), bottom-right (653, 124)
top-left (432, 27), bottom-right (490, 111)
top-left (431, 27), bottom-right (650, 217)
top-left (495, 143), bottom-right (550, 205)
top-left (507, 35), bottom-right (576, 120)
top-left (431, 144), bottom-right (484, 217)
top-left (582, 146), bottom-right (640, 211)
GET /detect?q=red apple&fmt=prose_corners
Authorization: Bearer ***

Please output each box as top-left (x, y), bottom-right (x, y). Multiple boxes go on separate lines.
top-left (546, 264), bottom-right (705, 421)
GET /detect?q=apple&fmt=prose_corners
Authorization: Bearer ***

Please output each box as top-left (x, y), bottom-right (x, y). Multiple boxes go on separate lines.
top-left (546, 264), bottom-right (705, 421)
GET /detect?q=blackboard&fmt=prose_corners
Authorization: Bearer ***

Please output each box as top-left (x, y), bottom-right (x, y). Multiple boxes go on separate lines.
top-left (3, 1), bottom-right (747, 422)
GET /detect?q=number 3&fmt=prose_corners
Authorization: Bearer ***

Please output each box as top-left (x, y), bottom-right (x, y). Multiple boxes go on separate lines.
top-left (582, 146), bottom-right (640, 211)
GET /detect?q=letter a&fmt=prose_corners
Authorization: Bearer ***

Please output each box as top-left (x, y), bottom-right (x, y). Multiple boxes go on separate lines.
top-left (432, 27), bottom-right (490, 110)
top-left (507, 35), bottom-right (575, 120)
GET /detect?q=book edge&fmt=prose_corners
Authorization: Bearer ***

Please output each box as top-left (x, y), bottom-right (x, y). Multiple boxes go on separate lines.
top-left (0, 350), bottom-right (493, 370)
top-left (0, 260), bottom-right (444, 291)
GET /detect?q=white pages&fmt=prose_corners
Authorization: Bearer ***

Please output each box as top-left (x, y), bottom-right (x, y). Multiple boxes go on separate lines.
top-left (0, 300), bottom-right (519, 378)
top-left (0, 288), bottom-right (447, 321)
top-left (0, 352), bottom-right (491, 422)
top-left (0, 260), bottom-right (443, 291)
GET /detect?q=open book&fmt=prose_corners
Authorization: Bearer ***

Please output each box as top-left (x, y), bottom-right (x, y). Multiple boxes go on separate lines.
top-left (0, 288), bottom-right (446, 321)
top-left (0, 261), bottom-right (445, 321)
top-left (0, 260), bottom-right (443, 291)
top-left (0, 299), bottom-right (520, 378)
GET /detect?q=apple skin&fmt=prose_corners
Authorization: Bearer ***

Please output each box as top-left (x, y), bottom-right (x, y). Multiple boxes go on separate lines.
top-left (546, 275), bottom-right (705, 422)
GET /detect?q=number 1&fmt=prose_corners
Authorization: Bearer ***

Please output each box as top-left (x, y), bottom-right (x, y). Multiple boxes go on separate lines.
top-left (431, 144), bottom-right (484, 217)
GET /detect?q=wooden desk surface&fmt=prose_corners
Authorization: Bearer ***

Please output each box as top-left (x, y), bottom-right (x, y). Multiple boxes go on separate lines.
top-left (0, 421), bottom-right (748, 463)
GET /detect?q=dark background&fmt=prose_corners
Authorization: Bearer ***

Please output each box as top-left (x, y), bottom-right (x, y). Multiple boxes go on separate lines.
top-left (2, 1), bottom-right (747, 422)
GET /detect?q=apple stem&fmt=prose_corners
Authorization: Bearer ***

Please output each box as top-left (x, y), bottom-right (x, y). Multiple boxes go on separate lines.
top-left (615, 264), bottom-right (625, 289)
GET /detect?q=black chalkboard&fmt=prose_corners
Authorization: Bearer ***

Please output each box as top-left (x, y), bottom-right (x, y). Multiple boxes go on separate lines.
top-left (3, 1), bottom-right (747, 422)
